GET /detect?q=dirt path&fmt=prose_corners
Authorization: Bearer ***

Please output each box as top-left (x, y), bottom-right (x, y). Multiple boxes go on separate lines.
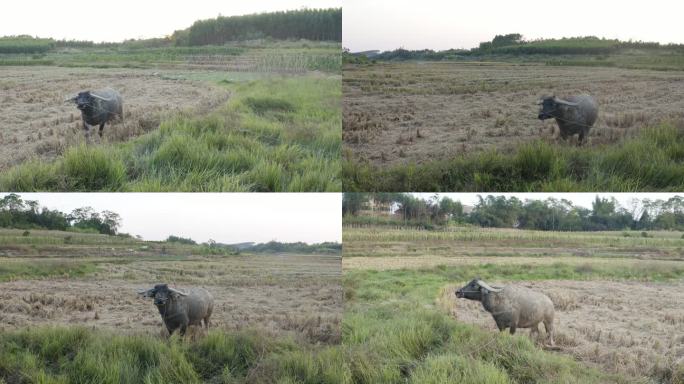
top-left (438, 280), bottom-right (684, 379)
top-left (0, 66), bottom-right (229, 170)
top-left (342, 255), bottom-right (683, 271)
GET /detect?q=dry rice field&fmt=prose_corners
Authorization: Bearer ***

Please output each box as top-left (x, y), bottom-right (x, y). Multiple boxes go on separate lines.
top-left (343, 62), bottom-right (684, 166)
top-left (0, 253), bottom-right (342, 343)
top-left (343, 225), bottom-right (684, 382)
top-left (438, 280), bottom-right (684, 380)
top-left (0, 66), bottom-right (229, 170)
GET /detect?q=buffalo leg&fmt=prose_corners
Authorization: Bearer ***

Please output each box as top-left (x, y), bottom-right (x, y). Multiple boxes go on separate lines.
top-left (509, 325), bottom-right (516, 335)
top-left (83, 122), bottom-right (91, 141)
top-left (530, 324), bottom-right (540, 342)
top-left (179, 325), bottom-right (187, 336)
top-left (544, 319), bottom-right (555, 346)
top-left (98, 123), bottom-right (105, 137)
top-left (577, 131), bottom-right (585, 146)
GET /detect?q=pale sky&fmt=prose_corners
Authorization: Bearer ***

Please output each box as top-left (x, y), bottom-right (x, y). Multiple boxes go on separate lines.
top-left (5, 193), bottom-right (341, 244)
top-left (412, 193), bottom-right (682, 211)
top-left (1, 0), bottom-right (341, 42)
top-left (344, 0), bottom-right (684, 52)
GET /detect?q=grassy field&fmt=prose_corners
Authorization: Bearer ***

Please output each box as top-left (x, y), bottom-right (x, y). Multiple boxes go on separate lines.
top-left (342, 61), bottom-right (684, 191)
top-left (0, 228), bottom-right (343, 383)
top-left (342, 225), bottom-right (684, 383)
top-left (0, 41), bottom-right (341, 191)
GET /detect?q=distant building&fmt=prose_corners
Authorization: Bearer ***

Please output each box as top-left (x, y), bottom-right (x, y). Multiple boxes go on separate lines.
top-left (359, 198), bottom-right (394, 217)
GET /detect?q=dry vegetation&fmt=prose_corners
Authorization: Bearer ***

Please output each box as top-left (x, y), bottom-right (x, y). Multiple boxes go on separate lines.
top-left (343, 62), bottom-right (684, 166)
top-left (438, 280), bottom-right (684, 380)
top-left (0, 228), bottom-right (341, 344)
top-left (0, 66), bottom-right (229, 170)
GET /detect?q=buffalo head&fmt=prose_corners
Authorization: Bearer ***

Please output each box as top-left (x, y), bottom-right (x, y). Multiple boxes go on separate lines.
top-left (66, 91), bottom-right (113, 111)
top-left (138, 284), bottom-right (187, 307)
top-left (537, 95), bottom-right (580, 120)
top-left (455, 278), bottom-right (502, 301)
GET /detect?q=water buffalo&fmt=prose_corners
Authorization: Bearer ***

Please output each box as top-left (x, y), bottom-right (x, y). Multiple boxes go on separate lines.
top-left (538, 94), bottom-right (598, 145)
top-left (66, 88), bottom-right (123, 140)
top-left (138, 284), bottom-right (213, 336)
top-left (456, 278), bottom-right (555, 345)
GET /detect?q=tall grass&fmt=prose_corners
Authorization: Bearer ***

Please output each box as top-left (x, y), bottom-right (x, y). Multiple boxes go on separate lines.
top-left (0, 328), bottom-right (346, 384)
top-left (343, 123), bottom-right (684, 191)
top-left (342, 226), bottom-right (684, 248)
top-left (0, 261), bottom-right (97, 282)
top-left (0, 76), bottom-right (341, 192)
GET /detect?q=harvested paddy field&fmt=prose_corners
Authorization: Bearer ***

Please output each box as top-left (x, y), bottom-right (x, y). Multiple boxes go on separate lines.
top-left (439, 279), bottom-right (684, 380)
top-left (342, 224), bottom-right (684, 383)
top-left (0, 253), bottom-right (342, 343)
top-left (343, 62), bottom-right (684, 166)
top-left (0, 229), bottom-right (342, 343)
top-left (0, 66), bottom-right (229, 170)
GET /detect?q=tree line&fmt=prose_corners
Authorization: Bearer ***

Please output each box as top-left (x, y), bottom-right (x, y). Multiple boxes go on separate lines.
top-left (165, 236), bottom-right (341, 255)
top-left (174, 8), bottom-right (341, 46)
top-left (0, 8), bottom-right (341, 54)
top-left (352, 34), bottom-right (684, 61)
top-left (245, 241), bottom-right (341, 254)
top-left (343, 193), bottom-right (684, 232)
top-left (0, 194), bottom-right (121, 235)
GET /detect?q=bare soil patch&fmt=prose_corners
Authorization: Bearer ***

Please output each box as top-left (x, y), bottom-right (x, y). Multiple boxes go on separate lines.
top-left (0, 66), bottom-right (229, 170)
top-left (438, 280), bottom-right (684, 380)
top-left (343, 62), bottom-right (684, 166)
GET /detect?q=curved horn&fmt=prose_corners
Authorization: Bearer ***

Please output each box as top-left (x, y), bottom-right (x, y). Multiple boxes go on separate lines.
top-left (553, 97), bottom-right (579, 106)
top-left (167, 287), bottom-right (187, 296)
top-left (64, 95), bottom-right (78, 104)
top-left (476, 280), bottom-right (502, 293)
top-left (90, 93), bottom-right (113, 101)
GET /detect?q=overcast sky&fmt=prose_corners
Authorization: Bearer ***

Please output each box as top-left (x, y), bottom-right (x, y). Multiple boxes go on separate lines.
top-left (6, 193), bottom-right (341, 244)
top-left (344, 0), bottom-right (684, 52)
top-left (1, 0), bottom-right (341, 42)
top-left (412, 193), bottom-right (682, 210)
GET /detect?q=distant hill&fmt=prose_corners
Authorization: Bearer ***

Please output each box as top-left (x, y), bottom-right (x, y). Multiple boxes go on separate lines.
top-left (226, 242), bottom-right (255, 250)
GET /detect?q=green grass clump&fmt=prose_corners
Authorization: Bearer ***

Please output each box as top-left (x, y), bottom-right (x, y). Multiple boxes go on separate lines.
top-left (0, 328), bottom-right (199, 384)
top-left (62, 145), bottom-right (126, 190)
top-left (343, 123), bottom-right (684, 191)
top-left (0, 261), bottom-right (97, 282)
top-left (186, 331), bottom-right (267, 380)
top-left (244, 96), bottom-right (296, 115)
top-left (0, 328), bottom-right (347, 384)
top-left (408, 353), bottom-right (510, 384)
top-left (0, 75), bottom-right (341, 192)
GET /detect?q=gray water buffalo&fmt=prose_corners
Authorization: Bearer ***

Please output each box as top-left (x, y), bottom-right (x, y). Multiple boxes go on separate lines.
top-left (537, 94), bottom-right (598, 145)
top-left (66, 88), bottom-right (123, 139)
top-left (138, 284), bottom-right (213, 336)
top-left (456, 278), bottom-right (555, 345)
